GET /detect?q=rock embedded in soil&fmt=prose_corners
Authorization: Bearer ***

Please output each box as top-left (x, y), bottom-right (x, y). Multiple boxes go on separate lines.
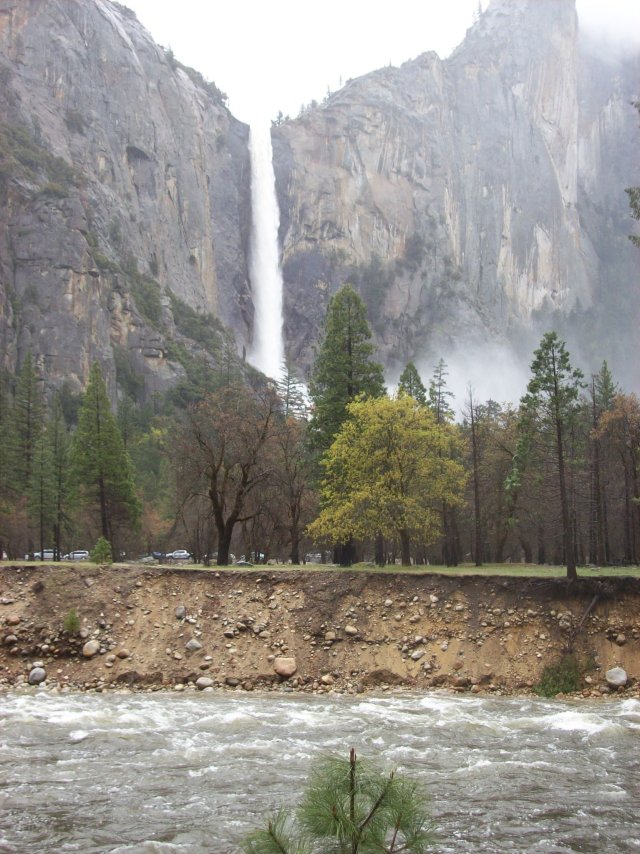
top-left (28, 666), bottom-right (46, 685)
top-left (605, 667), bottom-right (627, 688)
top-left (273, 656), bottom-right (297, 678)
top-left (82, 640), bottom-right (101, 658)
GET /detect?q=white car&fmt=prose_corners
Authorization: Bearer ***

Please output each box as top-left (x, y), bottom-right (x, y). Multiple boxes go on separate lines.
top-left (63, 550), bottom-right (90, 561)
top-left (168, 549), bottom-right (191, 561)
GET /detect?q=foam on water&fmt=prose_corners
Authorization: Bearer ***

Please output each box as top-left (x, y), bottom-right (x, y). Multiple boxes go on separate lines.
top-left (2, 691), bottom-right (639, 853)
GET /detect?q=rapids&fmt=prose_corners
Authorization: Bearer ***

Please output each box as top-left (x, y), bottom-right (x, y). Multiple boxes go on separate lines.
top-left (1, 691), bottom-right (638, 852)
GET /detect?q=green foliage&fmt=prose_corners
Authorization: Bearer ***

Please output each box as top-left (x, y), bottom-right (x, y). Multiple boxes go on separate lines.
top-left (114, 346), bottom-right (145, 401)
top-left (398, 362), bottom-right (427, 406)
top-left (242, 748), bottom-right (434, 853)
top-left (309, 284), bottom-right (385, 457)
top-left (428, 359), bottom-right (455, 424)
top-left (63, 608), bottom-right (81, 635)
top-left (277, 358), bottom-right (309, 419)
top-left (534, 655), bottom-right (582, 697)
top-left (90, 536), bottom-right (113, 565)
top-left (7, 352), bottom-right (45, 499)
top-left (68, 363), bottom-right (141, 546)
top-left (0, 121), bottom-right (78, 197)
top-left (308, 395), bottom-right (465, 561)
top-left (169, 292), bottom-right (225, 354)
top-left (123, 255), bottom-right (163, 327)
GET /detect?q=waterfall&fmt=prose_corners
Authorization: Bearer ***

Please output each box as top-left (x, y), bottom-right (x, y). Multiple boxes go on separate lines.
top-left (247, 122), bottom-right (284, 380)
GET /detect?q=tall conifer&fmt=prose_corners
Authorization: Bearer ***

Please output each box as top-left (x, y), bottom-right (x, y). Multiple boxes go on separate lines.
top-left (68, 363), bottom-right (140, 552)
top-left (309, 284), bottom-right (384, 456)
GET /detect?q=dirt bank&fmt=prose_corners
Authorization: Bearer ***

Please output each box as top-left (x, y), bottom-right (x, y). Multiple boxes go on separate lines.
top-left (1, 565), bottom-right (639, 697)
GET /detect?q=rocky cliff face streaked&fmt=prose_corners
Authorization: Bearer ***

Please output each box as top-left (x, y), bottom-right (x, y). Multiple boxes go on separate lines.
top-left (0, 0), bottom-right (637, 398)
top-left (0, 0), bottom-right (252, 397)
top-left (273, 0), bottom-right (639, 385)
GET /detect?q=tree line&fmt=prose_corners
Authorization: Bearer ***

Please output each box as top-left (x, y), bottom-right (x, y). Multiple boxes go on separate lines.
top-left (1, 285), bottom-right (638, 577)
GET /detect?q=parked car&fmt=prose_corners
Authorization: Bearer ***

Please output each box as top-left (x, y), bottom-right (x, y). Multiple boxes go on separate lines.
top-left (63, 550), bottom-right (89, 561)
top-left (26, 550), bottom-right (56, 560)
top-left (168, 549), bottom-right (192, 562)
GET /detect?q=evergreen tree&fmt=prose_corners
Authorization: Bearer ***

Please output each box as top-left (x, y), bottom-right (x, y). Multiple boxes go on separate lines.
top-left (48, 396), bottom-right (71, 559)
top-left (7, 353), bottom-right (45, 556)
top-left (589, 361), bottom-right (618, 564)
top-left (309, 284), bottom-right (385, 457)
top-left (398, 362), bottom-right (427, 405)
top-left (277, 358), bottom-right (309, 420)
top-left (427, 358), bottom-right (458, 564)
top-left (514, 332), bottom-right (586, 579)
top-left (28, 425), bottom-right (57, 558)
top-left (8, 352), bottom-right (44, 498)
top-left (243, 748), bottom-right (434, 854)
top-left (68, 363), bottom-right (140, 553)
top-left (428, 358), bottom-right (454, 424)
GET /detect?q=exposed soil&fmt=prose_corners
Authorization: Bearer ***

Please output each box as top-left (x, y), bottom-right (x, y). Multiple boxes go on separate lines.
top-left (1, 564), bottom-right (639, 698)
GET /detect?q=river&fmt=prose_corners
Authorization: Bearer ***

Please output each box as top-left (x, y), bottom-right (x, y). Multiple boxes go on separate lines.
top-left (1, 691), bottom-right (638, 852)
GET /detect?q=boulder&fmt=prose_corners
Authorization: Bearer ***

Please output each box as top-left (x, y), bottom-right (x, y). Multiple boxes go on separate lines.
top-left (28, 667), bottom-right (46, 685)
top-left (82, 640), bottom-right (101, 658)
top-left (196, 677), bottom-right (214, 690)
top-left (344, 625), bottom-right (358, 636)
top-left (273, 656), bottom-right (297, 678)
top-left (605, 667), bottom-right (628, 688)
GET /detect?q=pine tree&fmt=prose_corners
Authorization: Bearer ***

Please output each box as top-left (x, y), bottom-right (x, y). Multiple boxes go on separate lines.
top-left (515, 332), bottom-right (586, 580)
top-left (68, 363), bottom-right (140, 554)
top-left (28, 426), bottom-right (57, 558)
top-left (398, 362), bottom-right (427, 405)
top-left (309, 284), bottom-right (385, 457)
top-left (7, 353), bottom-right (45, 556)
top-left (243, 748), bottom-right (434, 854)
top-left (427, 358), bottom-right (458, 564)
top-left (428, 358), bottom-right (454, 424)
top-left (277, 358), bottom-right (309, 419)
top-left (308, 284), bottom-right (384, 565)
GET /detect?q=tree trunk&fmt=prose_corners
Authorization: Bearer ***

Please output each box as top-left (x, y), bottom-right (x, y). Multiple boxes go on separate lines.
top-left (374, 533), bottom-right (385, 566)
top-left (399, 529), bottom-right (411, 566)
top-left (555, 410), bottom-right (577, 580)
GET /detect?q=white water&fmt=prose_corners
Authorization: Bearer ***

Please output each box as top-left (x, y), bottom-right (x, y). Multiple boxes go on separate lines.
top-left (248, 123), bottom-right (285, 380)
top-left (1, 691), bottom-right (639, 852)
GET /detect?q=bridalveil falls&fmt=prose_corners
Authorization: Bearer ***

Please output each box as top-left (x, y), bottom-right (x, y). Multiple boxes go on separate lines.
top-left (248, 123), bottom-right (285, 380)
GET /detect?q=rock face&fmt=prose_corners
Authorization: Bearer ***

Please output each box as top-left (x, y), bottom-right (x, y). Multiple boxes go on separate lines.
top-left (273, 0), bottom-right (639, 384)
top-left (0, 0), bottom-right (637, 397)
top-left (0, 0), bottom-right (252, 396)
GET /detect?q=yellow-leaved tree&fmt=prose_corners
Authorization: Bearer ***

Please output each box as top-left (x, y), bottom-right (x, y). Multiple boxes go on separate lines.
top-left (308, 394), bottom-right (466, 565)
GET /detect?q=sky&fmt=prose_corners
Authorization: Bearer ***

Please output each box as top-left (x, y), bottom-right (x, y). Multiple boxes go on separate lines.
top-left (121, 0), bottom-right (640, 124)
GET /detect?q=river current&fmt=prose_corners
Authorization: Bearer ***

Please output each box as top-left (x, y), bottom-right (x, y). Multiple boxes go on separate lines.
top-left (0, 691), bottom-right (638, 853)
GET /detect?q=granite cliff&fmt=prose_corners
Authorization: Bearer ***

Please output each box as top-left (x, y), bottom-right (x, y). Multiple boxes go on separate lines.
top-left (0, 0), bottom-right (252, 399)
top-left (273, 0), bottom-right (639, 385)
top-left (0, 0), bottom-right (637, 399)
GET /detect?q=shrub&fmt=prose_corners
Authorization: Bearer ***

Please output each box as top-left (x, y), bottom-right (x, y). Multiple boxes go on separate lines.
top-left (242, 747), bottom-right (434, 853)
top-left (534, 655), bottom-right (582, 697)
top-left (63, 609), bottom-right (81, 635)
top-left (90, 537), bottom-right (113, 565)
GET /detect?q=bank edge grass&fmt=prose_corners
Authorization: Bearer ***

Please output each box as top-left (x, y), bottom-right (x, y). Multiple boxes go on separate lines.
top-left (3, 561), bottom-right (640, 579)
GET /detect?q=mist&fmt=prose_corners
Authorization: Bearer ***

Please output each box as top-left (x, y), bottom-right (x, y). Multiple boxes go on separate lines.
top-left (577, 0), bottom-right (640, 55)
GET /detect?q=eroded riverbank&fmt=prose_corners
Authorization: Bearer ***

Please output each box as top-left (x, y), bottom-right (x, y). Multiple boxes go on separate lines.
top-left (1, 565), bottom-right (639, 697)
